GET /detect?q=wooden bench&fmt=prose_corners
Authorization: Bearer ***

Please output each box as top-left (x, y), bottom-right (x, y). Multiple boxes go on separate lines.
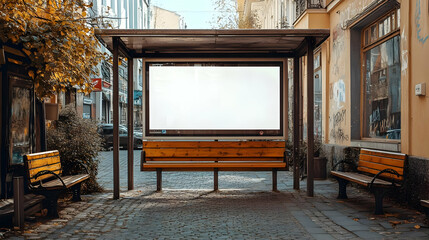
top-left (331, 148), bottom-right (406, 215)
top-left (24, 150), bottom-right (90, 218)
top-left (141, 141), bottom-right (287, 191)
top-left (421, 200), bottom-right (429, 219)
top-left (0, 194), bottom-right (45, 227)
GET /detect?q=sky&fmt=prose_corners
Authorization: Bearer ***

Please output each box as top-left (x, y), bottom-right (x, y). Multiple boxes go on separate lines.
top-left (150, 0), bottom-right (216, 29)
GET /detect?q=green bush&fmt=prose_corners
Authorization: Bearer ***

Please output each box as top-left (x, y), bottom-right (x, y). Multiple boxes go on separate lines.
top-left (46, 104), bottom-right (103, 193)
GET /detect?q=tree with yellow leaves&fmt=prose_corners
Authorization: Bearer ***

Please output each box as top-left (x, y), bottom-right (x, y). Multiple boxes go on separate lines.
top-left (0, 0), bottom-right (109, 98)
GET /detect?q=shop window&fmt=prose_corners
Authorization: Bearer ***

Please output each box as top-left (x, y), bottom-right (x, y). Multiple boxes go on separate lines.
top-left (362, 9), bottom-right (400, 140)
top-left (314, 51), bottom-right (322, 137)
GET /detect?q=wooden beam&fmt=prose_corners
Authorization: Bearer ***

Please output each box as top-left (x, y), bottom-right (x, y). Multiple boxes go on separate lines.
top-left (293, 57), bottom-right (300, 190)
top-left (113, 37), bottom-right (120, 200)
top-left (127, 58), bottom-right (134, 191)
top-left (133, 52), bottom-right (296, 59)
top-left (306, 37), bottom-right (315, 197)
top-left (117, 38), bottom-right (132, 59)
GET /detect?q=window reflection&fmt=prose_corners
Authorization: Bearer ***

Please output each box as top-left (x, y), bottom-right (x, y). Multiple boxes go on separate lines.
top-left (364, 35), bottom-right (401, 139)
top-left (10, 86), bottom-right (31, 164)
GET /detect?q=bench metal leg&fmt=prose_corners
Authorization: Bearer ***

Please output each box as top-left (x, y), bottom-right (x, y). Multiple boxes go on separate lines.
top-left (272, 169), bottom-right (278, 192)
top-left (72, 183), bottom-right (82, 202)
top-left (373, 188), bottom-right (387, 215)
top-left (423, 206), bottom-right (429, 219)
top-left (44, 191), bottom-right (60, 218)
top-left (156, 169), bottom-right (162, 192)
top-left (214, 168), bottom-right (219, 191)
top-left (336, 178), bottom-right (349, 199)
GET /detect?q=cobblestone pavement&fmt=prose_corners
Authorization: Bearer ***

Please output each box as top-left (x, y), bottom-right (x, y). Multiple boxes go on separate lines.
top-left (4, 150), bottom-right (429, 239)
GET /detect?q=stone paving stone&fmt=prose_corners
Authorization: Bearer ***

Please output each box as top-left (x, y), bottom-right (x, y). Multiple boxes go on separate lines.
top-left (3, 150), bottom-right (429, 239)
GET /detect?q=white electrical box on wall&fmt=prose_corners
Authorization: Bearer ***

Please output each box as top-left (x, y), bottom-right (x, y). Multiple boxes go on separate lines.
top-left (415, 83), bottom-right (426, 96)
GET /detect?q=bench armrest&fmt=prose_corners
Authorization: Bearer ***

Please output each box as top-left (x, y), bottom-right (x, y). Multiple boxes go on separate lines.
top-left (369, 168), bottom-right (402, 191)
top-left (31, 170), bottom-right (67, 190)
top-left (75, 160), bottom-right (89, 175)
top-left (333, 160), bottom-right (357, 171)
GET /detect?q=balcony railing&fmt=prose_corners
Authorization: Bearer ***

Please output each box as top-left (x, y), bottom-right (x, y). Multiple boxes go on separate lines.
top-left (295, 0), bottom-right (324, 21)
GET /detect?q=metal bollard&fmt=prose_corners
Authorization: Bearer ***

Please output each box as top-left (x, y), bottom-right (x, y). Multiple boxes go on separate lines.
top-left (13, 176), bottom-right (24, 230)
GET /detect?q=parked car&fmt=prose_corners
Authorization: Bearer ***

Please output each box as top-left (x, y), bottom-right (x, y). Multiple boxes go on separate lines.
top-left (98, 124), bottom-right (143, 150)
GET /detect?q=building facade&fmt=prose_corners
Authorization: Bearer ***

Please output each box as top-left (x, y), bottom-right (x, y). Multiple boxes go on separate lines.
top-left (85, 0), bottom-right (150, 128)
top-left (238, 0), bottom-right (297, 29)
top-left (241, 0), bottom-right (429, 206)
top-left (299, 0), bottom-right (428, 206)
top-left (150, 6), bottom-right (186, 29)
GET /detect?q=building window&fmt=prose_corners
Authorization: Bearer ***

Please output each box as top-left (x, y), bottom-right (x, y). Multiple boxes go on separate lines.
top-left (362, 9), bottom-right (400, 140)
top-left (314, 51), bottom-right (322, 137)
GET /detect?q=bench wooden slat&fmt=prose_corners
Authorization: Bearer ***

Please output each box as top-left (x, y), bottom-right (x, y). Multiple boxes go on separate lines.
top-left (27, 156), bottom-right (61, 170)
top-left (358, 160), bottom-right (404, 175)
top-left (357, 167), bottom-right (403, 181)
top-left (143, 141), bottom-right (285, 148)
top-left (145, 148), bottom-right (285, 158)
top-left (142, 162), bottom-right (287, 168)
top-left (359, 154), bottom-right (404, 168)
top-left (143, 167), bottom-right (288, 172)
top-left (29, 164), bottom-right (62, 184)
top-left (360, 149), bottom-right (406, 160)
top-left (331, 171), bottom-right (393, 187)
top-left (142, 162), bottom-right (287, 171)
top-left (25, 150), bottom-right (59, 160)
top-left (33, 174), bottom-right (90, 190)
top-left (146, 157), bottom-right (284, 162)
top-left (421, 200), bottom-right (429, 208)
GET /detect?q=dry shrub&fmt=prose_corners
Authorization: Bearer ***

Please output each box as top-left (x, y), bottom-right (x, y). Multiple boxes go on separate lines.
top-left (46, 104), bottom-right (103, 193)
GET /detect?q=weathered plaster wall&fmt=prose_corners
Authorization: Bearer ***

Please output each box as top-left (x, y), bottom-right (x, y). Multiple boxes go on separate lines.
top-left (308, 12), bottom-right (330, 29)
top-left (294, 13), bottom-right (309, 29)
top-left (328, 1), bottom-right (350, 146)
top-left (321, 41), bottom-right (330, 143)
top-left (408, 0), bottom-right (429, 159)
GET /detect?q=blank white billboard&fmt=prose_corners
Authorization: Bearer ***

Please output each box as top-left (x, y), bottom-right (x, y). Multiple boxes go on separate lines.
top-left (149, 65), bottom-right (281, 130)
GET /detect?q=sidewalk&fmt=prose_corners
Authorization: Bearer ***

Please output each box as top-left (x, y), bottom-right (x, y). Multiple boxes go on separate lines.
top-left (4, 150), bottom-right (429, 239)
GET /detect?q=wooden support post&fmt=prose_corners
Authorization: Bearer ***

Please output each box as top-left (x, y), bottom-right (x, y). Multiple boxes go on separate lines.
top-left (127, 58), bottom-right (134, 191)
top-left (214, 168), bottom-right (219, 191)
top-left (272, 169), bottom-right (278, 192)
top-left (306, 37), bottom-right (315, 197)
top-left (13, 177), bottom-right (24, 230)
top-left (293, 57), bottom-right (300, 190)
top-left (141, 151), bottom-right (145, 171)
top-left (113, 37), bottom-right (120, 200)
top-left (156, 169), bottom-right (162, 192)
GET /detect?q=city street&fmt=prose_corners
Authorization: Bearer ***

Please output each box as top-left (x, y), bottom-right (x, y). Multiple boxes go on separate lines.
top-left (4, 150), bottom-right (429, 239)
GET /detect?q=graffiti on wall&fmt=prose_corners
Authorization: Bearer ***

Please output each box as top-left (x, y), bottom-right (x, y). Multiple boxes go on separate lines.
top-left (333, 109), bottom-right (346, 125)
top-left (415, 0), bottom-right (429, 44)
top-left (329, 80), bottom-right (348, 144)
top-left (330, 128), bottom-right (350, 143)
top-left (328, 0), bottom-right (375, 145)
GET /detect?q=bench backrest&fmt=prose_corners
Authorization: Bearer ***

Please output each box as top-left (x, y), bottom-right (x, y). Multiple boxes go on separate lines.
top-left (357, 148), bottom-right (406, 181)
top-left (143, 141), bottom-right (286, 162)
top-left (24, 150), bottom-right (62, 184)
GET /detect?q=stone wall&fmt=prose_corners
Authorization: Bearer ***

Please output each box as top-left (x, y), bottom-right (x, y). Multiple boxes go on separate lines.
top-left (404, 156), bottom-right (429, 209)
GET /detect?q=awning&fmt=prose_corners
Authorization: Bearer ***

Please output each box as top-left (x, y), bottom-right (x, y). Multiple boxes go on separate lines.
top-left (95, 29), bottom-right (330, 58)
